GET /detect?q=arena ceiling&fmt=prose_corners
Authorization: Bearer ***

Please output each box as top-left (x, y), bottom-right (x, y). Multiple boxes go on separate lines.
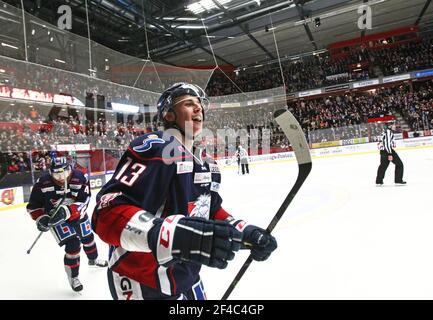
top-left (6, 0), bottom-right (433, 69)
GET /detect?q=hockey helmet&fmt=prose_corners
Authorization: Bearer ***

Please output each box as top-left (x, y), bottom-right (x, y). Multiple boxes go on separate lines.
top-left (156, 82), bottom-right (209, 125)
top-left (49, 157), bottom-right (71, 182)
top-left (384, 120), bottom-right (396, 130)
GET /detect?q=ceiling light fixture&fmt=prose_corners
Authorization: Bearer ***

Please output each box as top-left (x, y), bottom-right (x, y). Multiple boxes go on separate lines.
top-left (186, 0), bottom-right (231, 14)
top-left (1, 42), bottom-right (18, 49)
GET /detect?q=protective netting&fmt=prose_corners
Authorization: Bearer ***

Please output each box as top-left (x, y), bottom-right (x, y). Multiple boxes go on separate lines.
top-left (90, 45), bottom-right (213, 92)
top-left (0, 0), bottom-right (393, 158)
top-left (204, 86), bottom-right (288, 159)
top-left (209, 87), bottom-right (286, 106)
top-left (0, 0), bottom-right (213, 92)
top-left (0, 55), bottom-right (159, 108)
top-left (0, 0), bottom-right (213, 155)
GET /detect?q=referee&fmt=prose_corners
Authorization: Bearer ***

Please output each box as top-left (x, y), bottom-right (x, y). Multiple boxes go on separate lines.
top-left (375, 122), bottom-right (406, 186)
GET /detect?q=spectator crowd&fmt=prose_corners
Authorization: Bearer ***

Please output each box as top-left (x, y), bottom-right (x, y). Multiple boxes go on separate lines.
top-left (206, 37), bottom-right (433, 95)
top-left (1, 34), bottom-right (433, 175)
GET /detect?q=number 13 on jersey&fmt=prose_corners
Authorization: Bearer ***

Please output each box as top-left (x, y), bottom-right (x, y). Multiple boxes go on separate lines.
top-left (114, 157), bottom-right (147, 187)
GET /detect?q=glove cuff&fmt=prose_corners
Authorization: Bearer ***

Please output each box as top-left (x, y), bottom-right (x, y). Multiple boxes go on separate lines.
top-left (36, 214), bottom-right (49, 225)
top-left (227, 218), bottom-right (249, 232)
top-left (60, 205), bottom-right (71, 220)
top-left (36, 214), bottom-right (50, 231)
top-left (155, 215), bottom-right (183, 265)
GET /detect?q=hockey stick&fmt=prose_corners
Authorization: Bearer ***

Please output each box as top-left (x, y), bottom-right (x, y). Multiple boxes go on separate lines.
top-left (221, 108), bottom-right (312, 300)
top-left (27, 176), bottom-right (68, 254)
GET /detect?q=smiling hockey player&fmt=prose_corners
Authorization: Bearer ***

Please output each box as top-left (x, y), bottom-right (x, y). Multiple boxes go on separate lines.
top-left (92, 82), bottom-right (277, 300)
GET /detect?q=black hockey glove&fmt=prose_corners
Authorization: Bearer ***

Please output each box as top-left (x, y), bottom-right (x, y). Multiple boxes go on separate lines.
top-left (36, 214), bottom-right (50, 232)
top-left (242, 225), bottom-right (277, 261)
top-left (149, 215), bottom-right (242, 269)
top-left (48, 205), bottom-right (71, 227)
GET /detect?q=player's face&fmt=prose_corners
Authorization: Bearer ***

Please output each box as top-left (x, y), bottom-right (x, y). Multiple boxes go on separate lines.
top-left (172, 94), bottom-right (204, 137)
top-left (52, 168), bottom-right (71, 184)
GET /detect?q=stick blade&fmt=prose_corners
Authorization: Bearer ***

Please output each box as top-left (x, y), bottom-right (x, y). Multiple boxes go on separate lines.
top-left (274, 108), bottom-right (312, 165)
top-left (273, 108), bottom-right (286, 118)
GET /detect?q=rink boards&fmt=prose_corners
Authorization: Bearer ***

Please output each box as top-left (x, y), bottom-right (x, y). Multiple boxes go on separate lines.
top-left (1, 136), bottom-right (432, 212)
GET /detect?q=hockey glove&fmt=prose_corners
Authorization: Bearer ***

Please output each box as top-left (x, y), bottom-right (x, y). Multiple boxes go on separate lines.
top-left (242, 225), bottom-right (277, 261)
top-left (36, 214), bottom-right (50, 232)
top-left (149, 215), bottom-right (242, 269)
top-left (48, 205), bottom-right (71, 227)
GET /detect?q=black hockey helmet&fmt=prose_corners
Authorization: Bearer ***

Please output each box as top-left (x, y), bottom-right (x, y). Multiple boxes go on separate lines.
top-left (156, 82), bottom-right (209, 127)
top-left (49, 157), bottom-right (71, 182)
top-left (384, 120), bottom-right (396, 130)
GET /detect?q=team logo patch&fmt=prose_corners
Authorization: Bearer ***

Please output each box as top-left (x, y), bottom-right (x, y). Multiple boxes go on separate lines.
top-left (188, 194), bottom-right (211, 219)
top-left (133, 134), bottom-right (165, 153)
top-left (177, 161), bottom-right (194, 174)
top-left (98, 192), bottom-right (122, 210)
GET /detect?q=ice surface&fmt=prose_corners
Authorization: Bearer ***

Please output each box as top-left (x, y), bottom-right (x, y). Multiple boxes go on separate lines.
top-left (1, 147), bottom-right (432, 299)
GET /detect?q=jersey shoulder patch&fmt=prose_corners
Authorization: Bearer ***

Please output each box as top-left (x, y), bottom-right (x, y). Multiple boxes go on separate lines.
top-left (132, 132), bottom-right (166, 153)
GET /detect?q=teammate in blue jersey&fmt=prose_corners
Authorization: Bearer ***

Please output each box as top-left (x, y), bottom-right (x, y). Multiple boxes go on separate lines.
top-left (27, 157), bottom-right (108, 292)
top-left (92, 82), bottom-right (277, 300)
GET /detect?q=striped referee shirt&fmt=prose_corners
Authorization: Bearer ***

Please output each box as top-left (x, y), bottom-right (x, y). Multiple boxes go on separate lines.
top-left (381, 128), bottom-right (395, 155)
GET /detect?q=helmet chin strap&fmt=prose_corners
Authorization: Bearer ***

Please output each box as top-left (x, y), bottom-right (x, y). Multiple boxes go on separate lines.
top-left (164, 109), bottom-right (185, 136)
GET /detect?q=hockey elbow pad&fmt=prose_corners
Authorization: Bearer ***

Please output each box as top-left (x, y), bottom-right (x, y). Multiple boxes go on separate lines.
top-left (149, 215), bottom-right (243, 269)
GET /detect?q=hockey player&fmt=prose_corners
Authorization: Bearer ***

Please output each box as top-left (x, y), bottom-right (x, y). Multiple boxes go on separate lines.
top-left (92, 82), bottom-right (277, 300)
top-left (375, 122), bottom-right (406, 186)
top-left (27, 157), bottom-right (108, 292)
top-left (235, 144), bottom-right (250, 175)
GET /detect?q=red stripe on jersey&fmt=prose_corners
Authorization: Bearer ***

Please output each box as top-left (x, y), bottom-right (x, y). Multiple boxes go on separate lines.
top-left (111, 251), bottom-right (159, 289)
top-left (94, 205), bottom-right (143, 246)
top-left (212, 207), bottom-right (232, 221)
top-left (29, 209), bottom-right (44, 220)
top-left (128, 147), bottom-right (193, 162)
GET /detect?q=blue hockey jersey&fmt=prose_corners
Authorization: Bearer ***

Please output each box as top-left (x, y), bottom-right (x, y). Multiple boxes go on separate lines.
top-left (27, 169), bottom-right (91, 222)
top-left (92, 130), bottom-right (232, 298)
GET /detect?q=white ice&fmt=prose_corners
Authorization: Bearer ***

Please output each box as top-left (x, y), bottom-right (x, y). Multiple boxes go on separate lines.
top-left (1, 147), bottom-right (432, 299)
